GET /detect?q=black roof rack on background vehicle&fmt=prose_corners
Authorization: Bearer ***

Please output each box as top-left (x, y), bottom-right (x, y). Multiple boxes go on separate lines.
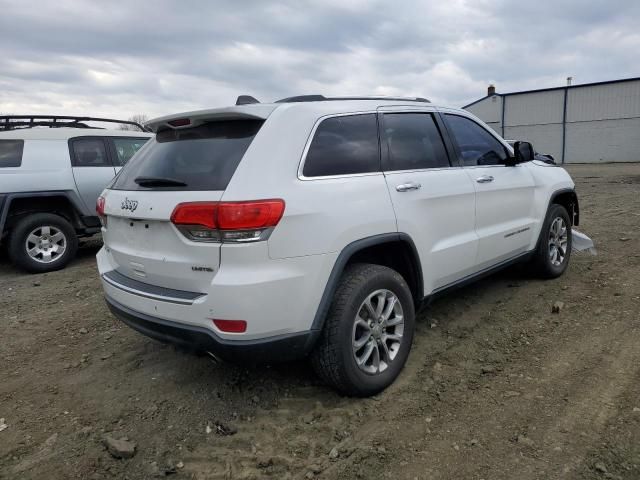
top-left (274, 95), bottom-right (431, 103)
top-left (0, 115), bottom-right (151, 132)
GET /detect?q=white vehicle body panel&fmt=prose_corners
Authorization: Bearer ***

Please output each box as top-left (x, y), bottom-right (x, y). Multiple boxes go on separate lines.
top-left (465, 163), bottom-right (536, 268)
top-left (3, 140), bottom-right (77, 191)
top-left (384, 167), bottom-right (478, 293)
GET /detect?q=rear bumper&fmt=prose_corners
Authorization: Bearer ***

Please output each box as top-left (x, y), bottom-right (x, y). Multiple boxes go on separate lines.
top-left (97, 245), bottom-right (336, 338)
top-left (105, 296), bottom-right (319, 363)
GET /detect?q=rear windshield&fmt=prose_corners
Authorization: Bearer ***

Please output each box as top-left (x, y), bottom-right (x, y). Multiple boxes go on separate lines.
top-left (112, 120), bottom-right (263, 191)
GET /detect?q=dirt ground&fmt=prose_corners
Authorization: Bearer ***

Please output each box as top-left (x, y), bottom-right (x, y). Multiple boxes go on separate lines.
top-left (1, 163), bottom-right (639, 480)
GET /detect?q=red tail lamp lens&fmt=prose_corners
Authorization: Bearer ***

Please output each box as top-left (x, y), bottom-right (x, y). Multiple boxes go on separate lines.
top-left (212, 319), bottom-right (247, 333)
top-left (96, 196), bottom-right (105, 216)
top-left (217, 200), bottom-right (285, 230)
top-left (96, 196), bottom-right (107, 227)
top-left (170, 202), bottom-right (218, 229)
top-left (171, 199), bottom-right (285, 243)
top-left (171, 200), bottom-right (285, 231)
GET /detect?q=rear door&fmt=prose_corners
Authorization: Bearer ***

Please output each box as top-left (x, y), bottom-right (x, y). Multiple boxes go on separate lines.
top-left (380, 110), bottom-right (478, 293)
top-left (442, 113), bottom-right (536, 268)
top-left (102, 119), bottom-right (263, 293)
top-left (69, 137), bottom-right (117, 212)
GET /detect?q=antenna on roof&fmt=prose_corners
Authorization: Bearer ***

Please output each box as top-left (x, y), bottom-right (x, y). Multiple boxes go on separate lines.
top-left (236, 95), bottom-right (260, 105)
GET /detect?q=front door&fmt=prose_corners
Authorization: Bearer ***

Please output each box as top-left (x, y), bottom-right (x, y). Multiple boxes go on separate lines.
top-left (442, 113), bottom-right (536, 269)
top-left (380, 111), bottom-right (478, 294)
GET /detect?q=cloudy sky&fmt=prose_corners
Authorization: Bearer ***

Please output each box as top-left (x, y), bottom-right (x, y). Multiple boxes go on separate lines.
top-left (1, 0), bottom-right (639, 120)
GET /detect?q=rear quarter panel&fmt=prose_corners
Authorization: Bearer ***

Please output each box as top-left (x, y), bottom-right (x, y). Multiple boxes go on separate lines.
top-left (1, 140), bottom-right (76, 194)
top-left (220, 105), bottom-right (398, 259)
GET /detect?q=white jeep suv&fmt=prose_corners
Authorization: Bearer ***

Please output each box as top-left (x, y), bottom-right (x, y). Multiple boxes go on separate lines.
top-left (97, 95), bottom-right (579, 396)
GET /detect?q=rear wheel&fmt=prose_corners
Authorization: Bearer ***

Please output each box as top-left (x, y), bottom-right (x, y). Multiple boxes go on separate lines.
top-left (531, 204), bottom-right (572, 278)
top-left (8, 213), bottom-right (78, 273)
top-left (311, 263), bottom-right (415, 397)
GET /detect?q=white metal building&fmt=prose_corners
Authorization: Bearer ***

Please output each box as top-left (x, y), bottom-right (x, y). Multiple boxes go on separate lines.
top-left (463, 77), bottom-right (640, 163)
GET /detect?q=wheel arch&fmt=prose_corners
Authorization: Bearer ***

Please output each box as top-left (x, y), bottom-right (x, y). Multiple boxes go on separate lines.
top-left (549, 188), bottom-right (579, 226)
top-left (0, 191), bottom-right (91, 239)
top-left (310, 233), bottom-right (423, 333)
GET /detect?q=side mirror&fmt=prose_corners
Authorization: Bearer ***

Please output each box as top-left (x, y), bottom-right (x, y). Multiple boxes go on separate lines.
top-left (513, 141), bottom-right (535, 164)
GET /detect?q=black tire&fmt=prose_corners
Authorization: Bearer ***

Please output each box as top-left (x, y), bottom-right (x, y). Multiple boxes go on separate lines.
top-left (311, 263), bottom-right (415, 397)
top-left (8, 213), bottom-right (78, 273)
top-left (531, 204), bottom-right (572, 278)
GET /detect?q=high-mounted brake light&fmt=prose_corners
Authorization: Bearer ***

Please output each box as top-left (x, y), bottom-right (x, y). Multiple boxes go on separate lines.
top-left (167, 118), bottom-right (191, 127)
top-left (96, 196), bottom-right (106, 227)
top-left (170, 199), bottom-right (285, 243)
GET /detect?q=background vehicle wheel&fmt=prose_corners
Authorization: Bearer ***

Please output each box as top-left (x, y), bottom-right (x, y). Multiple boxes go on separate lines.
top-left (8, 213), bottom-right (78, 273)
top-left (311, 263), bottom-right (415, 397)
top-left (531, 204), bottom-right (572, 279)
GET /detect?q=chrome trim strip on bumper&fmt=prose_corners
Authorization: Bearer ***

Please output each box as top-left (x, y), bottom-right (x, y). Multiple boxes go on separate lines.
top-left (102, 270), bottom-right (204, 305)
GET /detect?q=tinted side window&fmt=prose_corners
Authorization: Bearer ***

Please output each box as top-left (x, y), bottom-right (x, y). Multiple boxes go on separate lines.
top-left (112, 137), bottom-right (150, 166)
top-left (71, 138), bottom-right (110, 167)
top-left (303, 114), bottom-right (379, 177)
top-left (0, 140), bottom-right (24, 167)
top-left (445, 114), bottom-right (508, 166)
top-left (382, 113), bottom-right (449, 170)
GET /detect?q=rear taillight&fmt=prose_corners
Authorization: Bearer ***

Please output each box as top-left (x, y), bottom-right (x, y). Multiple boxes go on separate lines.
top-left (170, 199), bottom-right (285, 243)
top-left (96, 196), bottom-right (107, 227)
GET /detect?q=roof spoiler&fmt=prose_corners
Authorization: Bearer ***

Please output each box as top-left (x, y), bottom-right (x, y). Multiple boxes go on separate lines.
top-left (146, 105), bottom-right (278, 132)
top-left (0, 115), bottom-right (151, 132)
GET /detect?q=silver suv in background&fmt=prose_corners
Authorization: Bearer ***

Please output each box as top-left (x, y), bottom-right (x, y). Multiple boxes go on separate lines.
top-left (0, 115), bottom-right (153, 273)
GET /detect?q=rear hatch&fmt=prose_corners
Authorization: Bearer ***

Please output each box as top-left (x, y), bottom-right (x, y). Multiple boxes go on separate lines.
top-left (101, 115), bottom-right (266, 293)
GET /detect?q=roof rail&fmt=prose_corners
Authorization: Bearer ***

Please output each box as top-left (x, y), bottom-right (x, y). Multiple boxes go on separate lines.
top-left (274, 95), bottom-right (430, 103)
top-left (331, 96), bottom-right (430, 103)
top-left (0, 115), bottom-right (151, 132)
top-left (275, 95), bottom-right (327, 103)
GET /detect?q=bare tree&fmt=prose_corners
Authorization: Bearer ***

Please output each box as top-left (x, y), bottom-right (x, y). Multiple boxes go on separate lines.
top-left (119, 114), bottom-right (149, 131)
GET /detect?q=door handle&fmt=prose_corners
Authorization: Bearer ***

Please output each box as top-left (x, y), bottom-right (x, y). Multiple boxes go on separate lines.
top-left (396, 182), bottom-right (422, 192)
top-left (476, 175), bottom-right (494, 183)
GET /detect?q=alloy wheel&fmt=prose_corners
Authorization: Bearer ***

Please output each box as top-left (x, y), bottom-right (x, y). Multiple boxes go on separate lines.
top-left (548, 217), bottom-right (568, 266)
top-left (25, 225), bottom-right (67, 264)
top-left (352, 289), bottom-right (405, 375)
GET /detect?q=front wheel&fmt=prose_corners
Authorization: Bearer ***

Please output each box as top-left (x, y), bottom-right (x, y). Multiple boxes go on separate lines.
top-left (531, 204), bottom-right (572, 278)
top-left (8, 213), bottom-right (78, 273)
top-left (311, 263), bottom-right (415, 397)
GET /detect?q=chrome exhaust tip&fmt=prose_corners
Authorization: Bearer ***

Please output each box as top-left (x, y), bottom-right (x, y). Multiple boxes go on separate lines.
top-left (207, 351), bottom-right (222, 364)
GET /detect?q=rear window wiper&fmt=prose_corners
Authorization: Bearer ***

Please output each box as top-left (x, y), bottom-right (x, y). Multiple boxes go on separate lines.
top-left (134, 176), bottom-right (188, 187)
